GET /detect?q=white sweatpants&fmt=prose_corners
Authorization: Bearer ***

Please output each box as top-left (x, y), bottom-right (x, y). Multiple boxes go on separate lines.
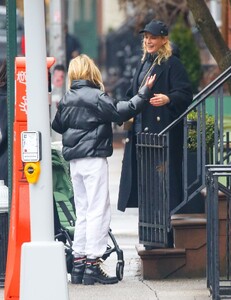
top-left (70, 157), bottom-right (111, 259)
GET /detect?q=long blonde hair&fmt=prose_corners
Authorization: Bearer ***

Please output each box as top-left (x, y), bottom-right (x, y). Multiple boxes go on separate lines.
top-left (141, 37), bottom-right (172, 65)
top-left (68, 54), bottom-right (104, 91)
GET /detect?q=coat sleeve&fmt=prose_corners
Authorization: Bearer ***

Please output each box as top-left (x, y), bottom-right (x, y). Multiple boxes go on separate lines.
top-left (97, 86), bottom-right (152, 123)
top-left (51, 102), bottom-right (65, 134)
top-left (165, 57), bottom-right (193, 118)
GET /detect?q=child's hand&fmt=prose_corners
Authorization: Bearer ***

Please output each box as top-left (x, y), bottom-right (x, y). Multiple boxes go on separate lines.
top-left (145, 74), bottom-right (156, 89)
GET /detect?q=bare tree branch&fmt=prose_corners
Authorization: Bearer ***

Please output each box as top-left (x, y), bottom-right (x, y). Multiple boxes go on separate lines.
top-left (118, 0), bottom-right (188, 25)
top-left (186, 0), bottom-right (231, 72)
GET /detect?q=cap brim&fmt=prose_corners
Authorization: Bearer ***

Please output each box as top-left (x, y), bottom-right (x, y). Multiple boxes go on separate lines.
top-left (139, 29), bottom-right (168, 36)
top-left (139, 29), bottom-right (149, 34)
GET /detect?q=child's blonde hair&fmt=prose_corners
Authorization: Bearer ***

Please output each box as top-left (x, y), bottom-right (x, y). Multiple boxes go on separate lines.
top-left (141, 37), bottom-right (172, 65)
top-left (68, 54), bottom-right (104, 91)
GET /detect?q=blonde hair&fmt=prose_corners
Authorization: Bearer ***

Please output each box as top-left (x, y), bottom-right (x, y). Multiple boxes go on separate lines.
top-left (141, 37), bottom-right (172, 65)
top-left (68, 54), bottom-right (104, 91)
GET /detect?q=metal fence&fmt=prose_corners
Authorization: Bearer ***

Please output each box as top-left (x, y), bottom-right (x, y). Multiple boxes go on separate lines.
top-left (206, 166), bottom-right (231, 300)
top-left (136, 132), bottom-right (169, 248)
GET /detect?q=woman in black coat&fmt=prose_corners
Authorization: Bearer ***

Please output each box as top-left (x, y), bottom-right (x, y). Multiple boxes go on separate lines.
top-left (0, 60), bottom-right (8, 186)
top-left (118, 20), bottom-right (193, 212)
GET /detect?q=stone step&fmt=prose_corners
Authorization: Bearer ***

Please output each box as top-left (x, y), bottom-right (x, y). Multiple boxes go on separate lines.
top-left (171, 213), bottom-right (206, 249)
top-left (136, 244), bottom-right (186, 279)
top-left (136, 192), bottom-right (229, 280)
top-left (137, 214), bottom-right (208, 279)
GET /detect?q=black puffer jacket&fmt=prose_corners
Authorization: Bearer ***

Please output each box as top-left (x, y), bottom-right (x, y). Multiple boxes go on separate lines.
top-left (52, 80), bottom-right (151, 161)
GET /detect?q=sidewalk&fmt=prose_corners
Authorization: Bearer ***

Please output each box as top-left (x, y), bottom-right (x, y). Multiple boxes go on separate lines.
top-left (68, 147), bottom-right (211, 300)
top-left (0, 147), bottom-right (211, 300)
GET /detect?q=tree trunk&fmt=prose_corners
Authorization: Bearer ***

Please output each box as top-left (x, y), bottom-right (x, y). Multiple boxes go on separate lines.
top-left (186, 0), bottom-right (231, 72)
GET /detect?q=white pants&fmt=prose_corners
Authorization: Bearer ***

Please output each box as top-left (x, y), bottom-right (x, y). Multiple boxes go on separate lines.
top-left (70, 157), bottom-right (111, 259)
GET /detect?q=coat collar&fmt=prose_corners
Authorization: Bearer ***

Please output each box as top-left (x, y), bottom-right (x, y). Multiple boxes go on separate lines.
top-left (71, 79), bottom-right (100, 90)
top-left (132, 57), bottom-right (165, 94)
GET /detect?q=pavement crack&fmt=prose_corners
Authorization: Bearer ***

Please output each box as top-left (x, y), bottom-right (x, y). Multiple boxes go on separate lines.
top-left (141, 280), bottom-right (159, 299)
top-left (141, 280), bottom-right (160, 299)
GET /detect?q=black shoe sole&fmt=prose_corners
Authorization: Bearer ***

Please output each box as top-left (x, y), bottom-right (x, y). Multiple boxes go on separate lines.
top-left (71, 274), bottom-right (83, 284)
top-left (83, 276), bottom-right (118, 285)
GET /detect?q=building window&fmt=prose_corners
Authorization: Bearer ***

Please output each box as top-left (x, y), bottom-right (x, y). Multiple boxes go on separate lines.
top-left (209, 0), bottom-right (222, 27)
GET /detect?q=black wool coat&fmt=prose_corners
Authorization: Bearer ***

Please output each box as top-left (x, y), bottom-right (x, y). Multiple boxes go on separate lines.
top-left (118, 55), bottom-right (193, 212)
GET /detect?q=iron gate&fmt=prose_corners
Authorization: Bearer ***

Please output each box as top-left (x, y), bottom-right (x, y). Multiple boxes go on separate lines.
top-left (136, 132), bottom-right (170, 248)
top-left (206, 165), bottom-right (231, 300)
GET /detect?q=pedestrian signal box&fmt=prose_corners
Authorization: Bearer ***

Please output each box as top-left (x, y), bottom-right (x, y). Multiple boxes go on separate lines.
top-left (21, 131), bottom-right (41, 162)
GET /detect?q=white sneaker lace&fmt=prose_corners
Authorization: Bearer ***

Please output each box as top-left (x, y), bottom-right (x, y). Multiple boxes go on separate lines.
top-left (97, 261), bottom-right (109, 278)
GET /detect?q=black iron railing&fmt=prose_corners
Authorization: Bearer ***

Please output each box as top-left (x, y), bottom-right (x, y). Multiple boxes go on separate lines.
top-left (136, 65), bottom-right (231, 248)
top-left (206, 165), bottom-right (231, 300)
top-left (165, 66), bottom-right (231, 214)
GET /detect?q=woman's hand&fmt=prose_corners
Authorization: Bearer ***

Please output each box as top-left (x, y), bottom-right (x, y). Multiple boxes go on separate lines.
top-left (149, 93), bottom-right (170, 106)
top-left (145, 74), bottom-right (156, 89)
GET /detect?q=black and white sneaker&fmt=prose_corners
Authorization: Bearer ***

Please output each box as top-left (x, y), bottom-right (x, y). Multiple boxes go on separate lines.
top-left (71, 257), bottom-right (86, 284)
top-left (83, 258), bottom-right (118, 285)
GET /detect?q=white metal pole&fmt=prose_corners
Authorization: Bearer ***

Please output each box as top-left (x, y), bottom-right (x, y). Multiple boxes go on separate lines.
top-left (20, 1), bottom-right (69, 299)
top-left (24, 0), bottom-right (53, 241)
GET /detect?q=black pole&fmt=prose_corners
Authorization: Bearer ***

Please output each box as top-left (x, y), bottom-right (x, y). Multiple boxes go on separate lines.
top-left (6, 0), bottom-right (17, 203)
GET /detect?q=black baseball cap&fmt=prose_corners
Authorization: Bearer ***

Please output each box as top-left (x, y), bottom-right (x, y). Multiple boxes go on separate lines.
top-left (139, 20), bottom-right (168, 36)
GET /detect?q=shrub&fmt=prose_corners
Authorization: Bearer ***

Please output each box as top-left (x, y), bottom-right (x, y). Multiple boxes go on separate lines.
top-left (170, 15), bottom-right (202, 93)
top-left (187, 110), bottom-right (215, 151)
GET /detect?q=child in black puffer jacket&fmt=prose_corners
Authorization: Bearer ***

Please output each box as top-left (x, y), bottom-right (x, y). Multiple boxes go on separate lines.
top-left (52, 54), bottom-right (155, 285)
